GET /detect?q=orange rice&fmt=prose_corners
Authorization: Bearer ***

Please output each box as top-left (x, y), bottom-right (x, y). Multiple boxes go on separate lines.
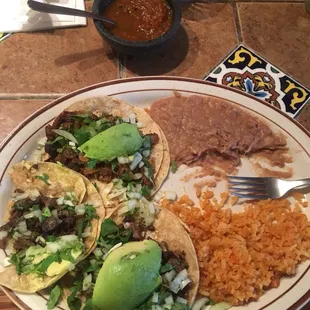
top-left (161, 191), bottom-right (310, 306)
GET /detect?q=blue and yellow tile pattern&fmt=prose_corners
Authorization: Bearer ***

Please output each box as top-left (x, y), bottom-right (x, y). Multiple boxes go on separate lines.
top-left (205, 45), bottom-right (310, 118)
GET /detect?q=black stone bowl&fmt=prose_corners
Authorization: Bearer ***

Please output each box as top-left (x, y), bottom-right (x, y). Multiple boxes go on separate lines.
top-left (92, 0), bottom-right (182, 55)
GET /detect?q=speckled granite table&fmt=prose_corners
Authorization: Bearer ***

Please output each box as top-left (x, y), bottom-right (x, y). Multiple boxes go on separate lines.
top-left (0, 0), bottom-right (309, 309)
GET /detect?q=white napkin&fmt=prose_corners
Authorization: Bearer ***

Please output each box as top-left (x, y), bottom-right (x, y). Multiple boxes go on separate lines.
top-left (0, 0), bottom-right (86, 33)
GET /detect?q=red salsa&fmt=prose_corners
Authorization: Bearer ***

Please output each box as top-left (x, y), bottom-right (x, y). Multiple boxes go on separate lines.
top-left (103, 0), bottom-right (173, 41)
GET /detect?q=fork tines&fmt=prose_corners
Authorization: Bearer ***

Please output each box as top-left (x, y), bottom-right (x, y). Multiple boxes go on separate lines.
top-left (227, 176), bottom-right (269, 200)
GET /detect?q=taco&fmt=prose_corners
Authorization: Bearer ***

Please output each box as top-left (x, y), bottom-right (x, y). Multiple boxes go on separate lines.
top-left (43, 96), bottom-right (170, 209)
top-left (0, 161), bottom-right (105, 293)
top-left (61, 205), bottom-right (199, 310)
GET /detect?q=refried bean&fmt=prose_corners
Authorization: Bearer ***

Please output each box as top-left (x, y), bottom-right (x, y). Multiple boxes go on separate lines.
top-left (103, 0), bottom-right (173, 41)
top-left (149, 95), bottom-right (289, 174)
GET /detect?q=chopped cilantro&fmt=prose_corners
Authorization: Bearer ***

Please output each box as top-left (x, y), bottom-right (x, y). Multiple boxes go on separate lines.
top-left (46, 136), bottom-right (63, 145)
top-left (46, 285), bottom-right (62, 310)
top-left (98, 219), bottom-right (132, 250)
top-left (67, 278), bottom-right (83, 310)
top-left (120, 172), bottom-right (133, 181)
top-left (111, 161), bottom-right (117, 172)
top-left (141, 186), bottom-right (151, 198)
top-left (143, 136), bottom-right (151, 149)
top-left (46, 235), bottom-right (57, 242)
top-left (31, 204), bottom-right (41, 211)
top-left (42, 207), bottom-right (52, 217)
top-left (86, 158), bottom-right (98, 169)
top-left (171, 160), bottom-right (178, 174)
top-left (59, 248), bottom-right (75, 263)
top-left (9, 253), bottom-right (22, 275)
top-left (35, 252), bottom-right (61, 274)
top-left (35, 173), bottom-right (50, 185)
top-left (84, 204), bottom-right (99, 220)
top-left (160, 263), bottom-right (174, 274)
top-left (83, 298), bottom-right (93, 310)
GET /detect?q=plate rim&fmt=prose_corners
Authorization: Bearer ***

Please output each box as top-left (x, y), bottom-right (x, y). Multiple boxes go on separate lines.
top-left (0, 76), bottom-right (309, 310)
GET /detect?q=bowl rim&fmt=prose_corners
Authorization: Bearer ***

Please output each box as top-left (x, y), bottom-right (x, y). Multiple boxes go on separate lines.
top-left (92, 0), bottom-right (182, 48)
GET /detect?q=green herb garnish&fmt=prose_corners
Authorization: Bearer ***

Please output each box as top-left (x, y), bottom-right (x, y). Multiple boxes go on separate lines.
top-left (46, 285), bottom-right (62, 310)
top-left (171, 160), bottom-right (178, 174)
top-left (86, 158), bottom-right (98, 169)
top-left (35, 173), bottom-right (50, 185)
top-left (160, 263), bottom-right (174, 274)
top-left (42, 207), bottom-right (52, 217)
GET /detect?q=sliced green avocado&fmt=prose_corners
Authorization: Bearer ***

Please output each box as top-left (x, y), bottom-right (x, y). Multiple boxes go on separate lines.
top-left (78, 123), bottom-right (143, 161)
top-left (92, 240), bottom-right (162, 310)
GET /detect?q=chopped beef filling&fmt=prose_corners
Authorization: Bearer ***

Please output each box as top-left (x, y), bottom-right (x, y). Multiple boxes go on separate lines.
top-left (0, 196), bottom-right (81, 252)
top-left (44, 111), bottom-right (158, 186)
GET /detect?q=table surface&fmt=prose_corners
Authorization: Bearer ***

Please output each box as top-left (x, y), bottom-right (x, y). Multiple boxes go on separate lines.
top-left (0, 0), bottom-right (309, 309)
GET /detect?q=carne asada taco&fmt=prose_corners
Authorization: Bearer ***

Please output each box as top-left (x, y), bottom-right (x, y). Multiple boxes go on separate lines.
top-left (43, 96), bottom-right (170, 209)
top-left (0, 161), bottom-right (105, 293)
top-left (61, 205), bottom-right (199, 310)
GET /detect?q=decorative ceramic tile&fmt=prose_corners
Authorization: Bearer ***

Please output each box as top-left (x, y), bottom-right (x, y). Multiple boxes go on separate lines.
top-left (204, 45), bottom-right (310, 118)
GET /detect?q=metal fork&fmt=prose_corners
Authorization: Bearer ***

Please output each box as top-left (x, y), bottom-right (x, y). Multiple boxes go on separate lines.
top-left (227, 176), bottom-right (310, 199)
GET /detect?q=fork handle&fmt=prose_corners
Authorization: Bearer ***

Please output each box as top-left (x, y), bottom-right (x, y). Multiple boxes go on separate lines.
top-left (292, 178), bottom-right (310, 190)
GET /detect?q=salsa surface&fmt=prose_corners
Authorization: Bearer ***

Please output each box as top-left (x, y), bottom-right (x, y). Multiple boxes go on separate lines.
top-left (103, 0), bottom-right (173, 41)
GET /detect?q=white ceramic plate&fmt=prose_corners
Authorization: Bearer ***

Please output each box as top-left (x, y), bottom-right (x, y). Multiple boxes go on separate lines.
top-left (0, 77), bottom-right (309, 310)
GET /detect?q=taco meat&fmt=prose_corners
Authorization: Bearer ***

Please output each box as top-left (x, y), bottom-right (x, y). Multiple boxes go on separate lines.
top-left (45, 111), bottom-right (159, 188)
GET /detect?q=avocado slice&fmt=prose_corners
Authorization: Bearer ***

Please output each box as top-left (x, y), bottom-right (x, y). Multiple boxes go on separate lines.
top-left (78, 123), bottom-right (143, 162)
top-left (92, 240), bottom-right (162, 310)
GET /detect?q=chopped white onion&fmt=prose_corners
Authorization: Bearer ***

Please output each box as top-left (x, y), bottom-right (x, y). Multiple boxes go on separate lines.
top-left (164, 269), bottom-right (177, 284)
top-left (46, 242), bottom-right (62, 253)
top-left (52, 129), bottom-right (78, 144)
top-left (68, 141), bottom-right (76, 147)
top-left (24, 212), bottom-right (35, 219)
top-left (151, 306), bottom-right (163, 310)
top-left (81, 232), bottom-right (91, 238)
top-left (75, 204), bottom-right (85, 215)
top-left (51, 209), bottom-right (58, 220)
top-left (90, 259), bottom-right (97, 266)
top-left (153, 192), bottom-right (163, 203)
top-left (169, 269), bottom-right (188, 293)
top-left (180, 278), bottom-right (192, 290)
top-left (152, 292), bottom-right (159, 303)
top-left (63, 200), bottom-right (74, 207)
top-left (142, 150), bottom-right (151, 157)
top-left (60, 235), bottom-right (78, 242)
top-left (133, 173), bottom-right (142, 180)
top-left (176, 297), bottom-right (188, 305)
top-left (165, 295), bottom-right (174, 305)
top-left (12, 232), bottom-right (22, 240)
top-left (130, 152), bottom-right (143, 170)
top-left (138, 161), bottom-right (145, 168)
top-left (135, 184), bottom-right (142, 193)
top-left (0, 231), bottom-right (8, 240)
top-left (163, 191), bottom-right (177, 201)
top-left (129, 113), bottom-right (136, 124)
top-left (3, 257), bottom-right (12, 267)
top-left (123, 222), bottom-right (131, 229)
top-left (122, 117), bottom-right (130, 123)
top-left (56, 196), bottom-right (65, 205)
top-left (148, 202), bottom-right (156, 214)
top-left (33, 210), bottom-right (43, 218)
top-left (18, 221), bottom-right (28, 234)
top-left (35, 236), bottom-right (46, 244)
top-left (94, 248), bottom-right (103, 259)
top-left (68, 263), bottom-right (75, 272)
top-left (12, 192), bottom-right (29, 202)
top-left (108, 188), bottom-right (127, 200)
top-left (82, 274), bottom-right (92, 291)
top-left (163, 305), bottom-right (172, 310)
top-left (28, 189), bottom-right (40, 200)
top-left (117, 156), bottom-right (131, 164)
top-left (192, 297), bottom-right (210, 310)
top-left (127, 192), bottom-right (142, 199)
